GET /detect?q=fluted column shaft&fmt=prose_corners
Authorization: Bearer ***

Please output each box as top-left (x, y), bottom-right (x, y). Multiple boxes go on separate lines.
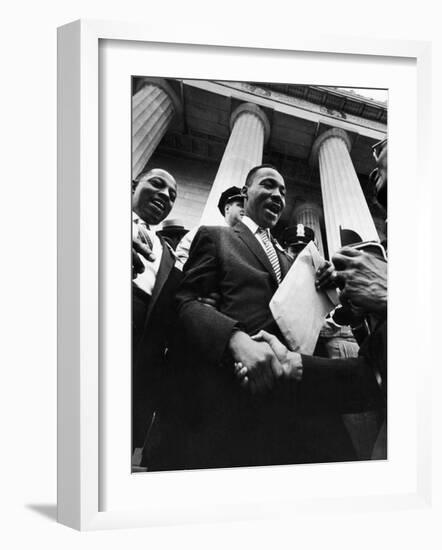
top-left (292, 203), bottom-right (324, 257)
top-left (132, 78), bottom-right (181, 179)
top-left (312, 129), bottom-right (379, 256)
top-left (199, 103), bottom-right (270, 225)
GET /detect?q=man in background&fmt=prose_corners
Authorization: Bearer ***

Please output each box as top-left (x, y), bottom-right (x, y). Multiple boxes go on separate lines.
top-left (156, 218), bottom-right (189, 250)
top-left (175, 185), bottom-right (245, 269)
top-left (282, 223), bottom-right (316, 261)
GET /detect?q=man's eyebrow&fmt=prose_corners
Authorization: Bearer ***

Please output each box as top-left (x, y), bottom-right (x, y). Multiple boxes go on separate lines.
top-left (263, 177), bottom-right (284, 186)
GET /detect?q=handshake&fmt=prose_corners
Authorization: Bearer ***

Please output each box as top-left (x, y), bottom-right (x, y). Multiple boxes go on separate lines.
top-left (229, 330), bottom-right (303, 394)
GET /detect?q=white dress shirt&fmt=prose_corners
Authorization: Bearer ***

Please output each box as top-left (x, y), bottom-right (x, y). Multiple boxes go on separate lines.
top-left (132, 212), bottom-right (163, 296)
top-left (241, 215), bottom-right (274, 253)
top-left (175, 226), bottom-right (198, 271)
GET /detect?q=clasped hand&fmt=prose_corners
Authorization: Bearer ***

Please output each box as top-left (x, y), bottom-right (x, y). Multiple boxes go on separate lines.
top-left (230, 330), bottom-right (302, 394)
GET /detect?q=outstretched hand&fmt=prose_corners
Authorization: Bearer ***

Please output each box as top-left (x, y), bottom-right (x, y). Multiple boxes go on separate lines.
top-left (252, 330), bottom-right (288, 364)
top-left (331, 247), bottom-right (387, 315)
top-left (315, 260), bottom-right (343, 290)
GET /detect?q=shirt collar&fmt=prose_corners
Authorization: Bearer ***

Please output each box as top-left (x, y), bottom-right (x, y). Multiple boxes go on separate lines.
top-left (241, 215), bottom-right (269, 236)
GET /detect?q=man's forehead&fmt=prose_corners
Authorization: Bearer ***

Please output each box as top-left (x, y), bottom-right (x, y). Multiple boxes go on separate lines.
top-left (252, 167), bottom-right (284, 186)
top-left (142, 168), bottom-right (176, 187)
top-left (229, 198), bottom-right (244, 206)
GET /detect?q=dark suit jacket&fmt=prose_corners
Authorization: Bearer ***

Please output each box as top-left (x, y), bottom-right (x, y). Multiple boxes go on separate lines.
top-left (157, 222), bottom-right (368, 469)
top-left (175, 222), bottom-right (292, 363)
top-left (300, 318), bottom-right (386, 413)
top-left (132, 237), bottom-right (182, 450)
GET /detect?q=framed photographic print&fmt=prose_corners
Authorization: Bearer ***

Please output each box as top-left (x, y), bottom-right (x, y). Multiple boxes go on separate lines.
top-left (57, 19), bottom-right (432, 530)
top-left (130, 75), bottom-right (388, 474)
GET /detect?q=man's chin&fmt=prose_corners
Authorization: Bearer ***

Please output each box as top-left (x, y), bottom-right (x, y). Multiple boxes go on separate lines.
top-left (260, 208), bottom-right (279, 227)
top-left (265, 214), bottom-right (279, 228)
top-left (145, 208), bottom-right (168, 226)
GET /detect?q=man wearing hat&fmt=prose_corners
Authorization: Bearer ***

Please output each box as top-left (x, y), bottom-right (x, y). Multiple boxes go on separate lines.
top-left (217, 185), bottom-right (245, 228)
top-left (131, 168), bottom-right (182, 464)
top-left (157, 218), bottom-right (189, 250)
top-left (282, 223), bottom-right (316, 261)
top-left (175, 185), bottom-right (245, 269)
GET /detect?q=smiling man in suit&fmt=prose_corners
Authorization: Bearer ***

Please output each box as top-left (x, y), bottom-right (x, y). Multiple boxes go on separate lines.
top-left (153, 164), bottom-right (317, 470)
top-left (131, 168), bottom-right (182, 465)
top-left (152, 164), bottom-right (365, 471)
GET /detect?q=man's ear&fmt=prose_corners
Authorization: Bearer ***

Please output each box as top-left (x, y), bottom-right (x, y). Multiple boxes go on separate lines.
top-left (241, 185), bottom-right (248, 198)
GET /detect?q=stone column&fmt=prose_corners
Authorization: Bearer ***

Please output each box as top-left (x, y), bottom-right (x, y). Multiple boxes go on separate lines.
top-left (132, 78), bottom-right (182, 179)
top-left (292, 202), bottom-right (325, 257)
top-left (199, 102), bottom-right (270, 225)
top-left (311, 128), bottom-right (379, 257)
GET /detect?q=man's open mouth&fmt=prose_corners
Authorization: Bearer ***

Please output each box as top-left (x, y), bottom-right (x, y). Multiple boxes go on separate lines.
top-left (265, 202), bottom-right (282, 215)
top-left (151, 199), bottom-right (166, 212)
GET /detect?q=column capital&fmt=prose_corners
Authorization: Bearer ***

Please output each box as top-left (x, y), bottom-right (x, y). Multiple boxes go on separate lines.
top-left (310, 127), bottom-right (352, 166)
top-left (135, 77), bottom-right (182, 116)
top-left (230, 102), bottom-right (270, 144)
top-left (293, 201), bottom-right (323, 221)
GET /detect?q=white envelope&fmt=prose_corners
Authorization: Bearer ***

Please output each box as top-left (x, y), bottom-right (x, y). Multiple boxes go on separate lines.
top-left (270, 242), bottom-right (340, 355)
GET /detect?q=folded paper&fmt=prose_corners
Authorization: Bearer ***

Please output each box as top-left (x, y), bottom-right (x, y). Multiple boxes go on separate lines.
top-left (270, 242), bottom-right (340, 355)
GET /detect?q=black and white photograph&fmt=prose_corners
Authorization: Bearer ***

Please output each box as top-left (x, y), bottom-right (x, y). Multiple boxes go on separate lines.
top-left (131, 77), bottom-right (388, 472)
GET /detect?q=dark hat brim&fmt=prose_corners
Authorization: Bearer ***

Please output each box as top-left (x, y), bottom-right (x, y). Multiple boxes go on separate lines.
top-left (225, 194), bottom-right (244, 205)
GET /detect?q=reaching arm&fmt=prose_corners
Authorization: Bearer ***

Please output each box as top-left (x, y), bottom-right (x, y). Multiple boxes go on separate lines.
top-left (244, 330), bottom-right (383, 413)
top-left (332, 247), bottom-right (387, 316)
top-left (316, 247), bottom-right (387, 316)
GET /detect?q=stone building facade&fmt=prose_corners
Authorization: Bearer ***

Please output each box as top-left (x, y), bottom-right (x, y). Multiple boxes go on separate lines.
top-left (132, 77), bottom-right (387, 258)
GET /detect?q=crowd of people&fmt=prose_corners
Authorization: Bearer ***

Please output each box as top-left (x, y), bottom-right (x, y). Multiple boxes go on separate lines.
top-left (131, 138), bottom-right (388, 471)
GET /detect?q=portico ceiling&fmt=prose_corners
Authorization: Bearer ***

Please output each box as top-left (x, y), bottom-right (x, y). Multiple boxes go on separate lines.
top-left (160, 79), bottom-right (387, 177)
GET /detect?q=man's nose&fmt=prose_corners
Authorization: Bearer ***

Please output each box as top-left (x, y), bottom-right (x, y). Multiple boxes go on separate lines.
top-left (158, 187), bottom-right (171, 200)
top-left (271, 188), bottom-right (284, 202)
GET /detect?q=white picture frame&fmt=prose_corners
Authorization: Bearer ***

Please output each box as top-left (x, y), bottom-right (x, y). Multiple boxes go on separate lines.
top-left (57, 19), bottom-right (433, 531)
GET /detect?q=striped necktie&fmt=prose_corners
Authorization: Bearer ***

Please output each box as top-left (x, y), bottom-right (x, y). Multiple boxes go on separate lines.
top-left (258, 228), bottom-right (281, 283)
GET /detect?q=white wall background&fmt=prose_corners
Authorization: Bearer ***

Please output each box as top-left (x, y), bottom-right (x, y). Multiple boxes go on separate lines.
top-left (0, 0), bottom-right (441, 547)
